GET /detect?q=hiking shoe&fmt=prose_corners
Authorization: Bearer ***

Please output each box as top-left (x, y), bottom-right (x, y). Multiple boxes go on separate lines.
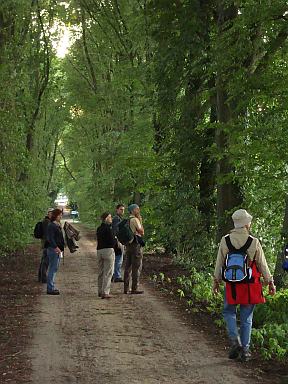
top-left (228, 341), bottom-right (242, 359)
top-left (101, 294), bottom-right (112, 299)
top-left (47, 289), bottom-right (60, 295)
top-left (240, 349), bottom-right (252, 362)
top-left (114, 278), bottom-right (124, 283)
top-left (131, 290), bottom-right (144, 295)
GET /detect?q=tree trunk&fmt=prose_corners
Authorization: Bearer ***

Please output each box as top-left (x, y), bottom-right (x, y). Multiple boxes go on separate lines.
top-left (46, 134), bottom-right (59, 192)
top-left (215, 2), bottom-right (243, 241)
top-left (133, 191), bottom-right (142, 206)
top-left (199, 102), bottom-right (217, 232)
top-left (274, 196), bottom-right (288, 288)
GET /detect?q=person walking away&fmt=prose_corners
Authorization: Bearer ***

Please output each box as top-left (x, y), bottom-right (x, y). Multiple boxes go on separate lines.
top-left (38, 208), bottom-right (53, 283)
top-left (46, 209), bottom-right (65, 295)
top-left (124, 204), bottom-right (145, 295)
top-left (96, 212), bottom-right (116, 299)
top-left (213, 209), bottom-right (276, 361)
top-left (112, 204), bottom-right (125, 282)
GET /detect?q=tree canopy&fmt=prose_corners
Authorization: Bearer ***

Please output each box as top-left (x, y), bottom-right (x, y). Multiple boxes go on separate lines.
top-left (1, 0), bottom-right (288, 290)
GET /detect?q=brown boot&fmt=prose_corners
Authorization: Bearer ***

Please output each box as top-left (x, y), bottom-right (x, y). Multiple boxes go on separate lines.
top-left (101, 294), bottom-right (112, 299)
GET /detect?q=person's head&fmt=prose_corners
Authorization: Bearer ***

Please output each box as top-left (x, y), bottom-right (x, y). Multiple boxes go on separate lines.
top-left (47, 208), bottom-right (54, 220)
top-left (128, 204), bottom-right (140, 216)
top-left (116, 204), bottom-right (125, 217)
top-left (51, 208), bottom-right (63, 223)
top-left (101, 212), bottom-right (112, 224)
top-left (232, 209), bottom-right (252, 230)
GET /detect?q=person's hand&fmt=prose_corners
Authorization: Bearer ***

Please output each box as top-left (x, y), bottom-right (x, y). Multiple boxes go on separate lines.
top-left (212, 280), bottom-right (220, 295)
top-left (55, 247), bottom-right (61, 255)
top-left (268, 281), bottom-right (276, 296)
top-left (134, 212), bottom-right (142, 221)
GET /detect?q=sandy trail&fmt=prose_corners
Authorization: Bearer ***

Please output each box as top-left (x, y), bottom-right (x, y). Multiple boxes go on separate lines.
top-left (26, 225), bottom-right (255, 384)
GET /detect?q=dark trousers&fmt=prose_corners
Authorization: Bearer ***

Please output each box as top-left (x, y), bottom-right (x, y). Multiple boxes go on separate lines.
top-left (124, 242), bottom-right (143, 292)
top-left (38, 248), bottom-right (49, 283)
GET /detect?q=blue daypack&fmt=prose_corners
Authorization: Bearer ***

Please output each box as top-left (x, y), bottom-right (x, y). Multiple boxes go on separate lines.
top-left (283, 259), bottom-right (288, 271)
top-left (222, 235), bottom-right (253, 283)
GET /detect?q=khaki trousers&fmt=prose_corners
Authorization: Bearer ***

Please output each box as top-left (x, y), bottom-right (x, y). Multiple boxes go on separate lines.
top-left (124, 242), bottom-right (143, 292)
top-left (97, 248), bottom-right (115, 295)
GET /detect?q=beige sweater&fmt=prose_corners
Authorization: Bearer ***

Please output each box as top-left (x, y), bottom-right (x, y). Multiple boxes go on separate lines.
top-left (214, 227), bottom-right (273, 284)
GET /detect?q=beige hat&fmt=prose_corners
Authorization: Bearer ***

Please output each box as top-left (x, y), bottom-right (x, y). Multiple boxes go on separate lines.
top-left (232, 209), bottom-right (252, 228)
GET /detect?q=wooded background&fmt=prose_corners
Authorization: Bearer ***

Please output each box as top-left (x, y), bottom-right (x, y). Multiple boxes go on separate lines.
top-left (1, 0), bottom-right (287, 286)
top-left (1, 0), bottom-right (288, 360)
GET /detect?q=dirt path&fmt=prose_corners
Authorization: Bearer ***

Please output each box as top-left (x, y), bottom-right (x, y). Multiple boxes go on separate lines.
top-left (26, 226), bottom-right (261, 384)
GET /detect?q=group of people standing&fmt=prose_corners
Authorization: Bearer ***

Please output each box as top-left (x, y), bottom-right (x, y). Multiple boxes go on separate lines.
top-left (96, 203), bottom-right (145, 299)
top-left (37, 203), bottom-right (145, 299)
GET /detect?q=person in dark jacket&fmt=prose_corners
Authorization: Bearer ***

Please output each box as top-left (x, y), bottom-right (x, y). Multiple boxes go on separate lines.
top-left (46, 209), bottom-right (65, 295)
top-left (112, 204), bottom-right (125, 282)
top-left (96, 212), bottom-right (116, 299)
top-left (38, 208), bottom-right (53, 283)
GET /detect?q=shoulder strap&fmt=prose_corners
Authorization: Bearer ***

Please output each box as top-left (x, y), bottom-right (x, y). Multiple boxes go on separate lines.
top-left (239, 236), bottom-right (253, 253)
top-left (224, 235), bottom-right (236, 252)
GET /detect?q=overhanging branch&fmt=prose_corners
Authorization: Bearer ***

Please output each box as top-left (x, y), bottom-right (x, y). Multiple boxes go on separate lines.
top-left (59, 150), bottom-right (77, 181)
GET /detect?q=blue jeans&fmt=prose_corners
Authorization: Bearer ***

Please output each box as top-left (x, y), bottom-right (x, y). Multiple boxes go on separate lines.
top-left (113, 252), bottom-right (123, 279)
top-left (47, 248), bottom-right (60, 292)
top-left (223, 294), bottom-right (255, 351)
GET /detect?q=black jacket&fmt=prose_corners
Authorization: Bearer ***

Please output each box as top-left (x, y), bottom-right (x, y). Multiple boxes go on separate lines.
top-left (47, 222), bottom-right (65, 251)
top-left (112, 215), bottom-right (122, 236)
top-left (96, 223), bottom-right (116, 250)
top-left (42, 216), bottom-right (51, 247)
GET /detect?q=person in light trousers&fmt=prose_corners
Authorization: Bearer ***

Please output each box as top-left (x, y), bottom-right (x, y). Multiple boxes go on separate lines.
top-left (96, 212), bottom-right (116, 299)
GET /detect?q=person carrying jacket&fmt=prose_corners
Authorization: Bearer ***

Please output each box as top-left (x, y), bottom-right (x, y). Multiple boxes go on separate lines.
top-left (38, 208), bottom-right (53, 283)
top-left (112, 204), bottom-right (125, 282)
top-left (124, 204), bottom-right (145, 295)
top-left (46, 209), bottom-right (65, 295)
top-left (96, 212), bottom-right (116, 299)
top-left (213, 209), bottom-right (276, 361)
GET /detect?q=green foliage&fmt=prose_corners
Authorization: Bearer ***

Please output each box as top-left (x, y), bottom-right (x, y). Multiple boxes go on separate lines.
top-left (49, 1), bottom-right (288, 290)
top-left (254, 289), bottom-right (288, 326)
top-left (0, 1), bottom-right (68, 253)
top-left (252, 323), bottom-right (288, 360)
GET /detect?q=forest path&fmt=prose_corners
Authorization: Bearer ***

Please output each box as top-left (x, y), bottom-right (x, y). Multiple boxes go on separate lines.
top-left (26, 224), bottom-right (256, 384)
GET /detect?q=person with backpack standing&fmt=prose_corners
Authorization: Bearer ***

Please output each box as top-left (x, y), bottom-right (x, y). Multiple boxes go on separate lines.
top-left (37, 208), bottom-right (53, 283)
top-left (123, 204), bottom-right (145, 295)
top-left (112, 204), bottom-right (125, 282)
top-left (46, 209), bottom-right (65, 295)
top-left (96, 212), bottom-right (116, 299)
top-left (213, 209), bottom-right (276, 361)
